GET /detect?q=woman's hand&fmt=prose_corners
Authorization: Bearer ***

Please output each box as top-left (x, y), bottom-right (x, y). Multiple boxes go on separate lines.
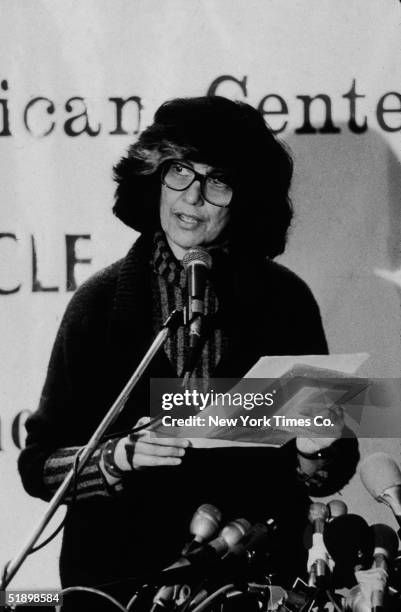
top-left (296, 405), bottom-right (345, 455)
top-left (114, 431), bottom-right (189, 471)
top-left (106, 416), bottom-right (189, 480)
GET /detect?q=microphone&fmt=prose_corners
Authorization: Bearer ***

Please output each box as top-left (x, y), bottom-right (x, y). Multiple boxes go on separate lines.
top-left (181, 504), bottom-right (222, 555)
top-left (306, 502), bottom-right (330, 586)
top-left (182, 521), bottom-right (276, 611)
top-left (182, 247), bottom-right (212, 333)
top-left (229, 519), bottom-right (277, 557)
top-left (370, 523), bottom-right (398, 611)
top-left (359, 452), bottom-right (401, 535)
top-left (151, 519), bottom-right (251, 610)
top-left (181, 249), bottom-right (212, 382)
top-left (323, 514), bottom-right (374, 587)
top-left (150, 505), bottom-right (221, 611)
top-left (328, 499), bottom-right (348, 520)
top-left (185, 517), bottom-right (251, 562)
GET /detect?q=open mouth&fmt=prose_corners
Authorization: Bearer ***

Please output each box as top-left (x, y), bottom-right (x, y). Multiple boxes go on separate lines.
top-left (175, 213), bottom-right (203, 226)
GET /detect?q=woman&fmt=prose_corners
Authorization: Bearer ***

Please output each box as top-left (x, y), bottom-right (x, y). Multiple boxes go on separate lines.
top-left (18, 96), bottom-right (359, 609)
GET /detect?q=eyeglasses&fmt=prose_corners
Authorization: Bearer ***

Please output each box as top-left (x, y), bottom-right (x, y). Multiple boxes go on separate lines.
top-left (161, 160), bottom-right (233, 207)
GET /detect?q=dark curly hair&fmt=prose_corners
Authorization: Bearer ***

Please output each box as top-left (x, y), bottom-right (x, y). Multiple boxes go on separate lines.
top-left (113, 96), bottom-right (293, 258)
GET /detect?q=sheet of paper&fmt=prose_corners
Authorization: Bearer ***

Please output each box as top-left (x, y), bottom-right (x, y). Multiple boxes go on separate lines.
top-left (375, 267), bottom-right (401, 288)
top-left (245, 353), bottom-right (370, 378)
top-left (170, 353), bottom-right (370, 448)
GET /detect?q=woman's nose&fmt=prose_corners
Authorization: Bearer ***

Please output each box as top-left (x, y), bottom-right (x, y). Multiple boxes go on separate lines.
top-left (183, 180), bottom-right (203, 205)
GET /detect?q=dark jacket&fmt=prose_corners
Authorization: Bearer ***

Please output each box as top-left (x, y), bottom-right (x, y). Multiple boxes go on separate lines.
top-left (18, 233), bottom-right (358, 603)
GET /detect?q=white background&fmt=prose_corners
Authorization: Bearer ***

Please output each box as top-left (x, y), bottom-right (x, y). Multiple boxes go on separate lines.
top-left (1, 0), bottom-right (401, 591)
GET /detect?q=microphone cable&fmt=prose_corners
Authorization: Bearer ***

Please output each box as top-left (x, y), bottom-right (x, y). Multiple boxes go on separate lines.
top-left (325, 589), bottom-right (343, 612)
top-left (1, 445), bottom-right (86, 586)
top-left (190, 583), bottom-right (235, 612)
top-left (0, 407), bottom-right (189, 584)
top-left (29, 446), bottom-right (85, 553)
top-left (59, 585), bottom-right (128, 612)
top-left (299, 587), bottom-right (342, 612)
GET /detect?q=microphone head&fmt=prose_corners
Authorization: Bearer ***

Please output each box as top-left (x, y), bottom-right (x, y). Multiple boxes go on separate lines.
top-left (182, 248), bottom-right (212, 323)
top-left (220, 518), bottom-right (251, 549)
top-left (182, 247), bottom-right (212, 271)
top-left (359, 452), bottom-right (401, 499)
top-left (328, 499), bottom-right (348, 520)
top-left (230, 520), bottom-right (277, 556)
top-left (189, 504), bottom-right (222, 543)
top-left (324, 514), bottom-right (373, 564)
top-left (371, 523), bottom-right (399, 560)
top-left (308, 502), bottom-right (330, 523)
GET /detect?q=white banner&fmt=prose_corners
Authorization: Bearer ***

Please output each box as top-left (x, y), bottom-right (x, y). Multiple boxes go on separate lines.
top-left (1, 0), bottom-right (401, 591)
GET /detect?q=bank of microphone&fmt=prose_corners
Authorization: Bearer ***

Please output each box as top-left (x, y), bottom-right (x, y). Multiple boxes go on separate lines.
top-left (185, 519), bottom-right (277, 611)
top-left (168, 517), bottom-right (251, 571)
top-left (150, 504), bottom-right (222, 610)
top-left (151, 517), bottom-right (250, 611)
top-left (359, 452), bottom-right (401, 539)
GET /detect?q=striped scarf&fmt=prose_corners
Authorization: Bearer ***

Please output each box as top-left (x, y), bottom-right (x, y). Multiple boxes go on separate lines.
top-left (151, 231), bottom-right (227, 381)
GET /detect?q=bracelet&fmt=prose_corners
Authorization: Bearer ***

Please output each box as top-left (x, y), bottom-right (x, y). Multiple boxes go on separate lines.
top-left (125, 438), bottom-right (136, 468)
top-left (101, 438), bottom-right (126, 479)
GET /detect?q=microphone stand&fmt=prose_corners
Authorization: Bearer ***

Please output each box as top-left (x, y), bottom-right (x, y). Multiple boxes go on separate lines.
top-left (181, 309), bottom-right (203, 389)
top-left (1, 309), bottom-right (183, 590)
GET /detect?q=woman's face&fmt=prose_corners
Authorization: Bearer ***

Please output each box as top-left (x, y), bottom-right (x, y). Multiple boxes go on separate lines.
top-left (159, 161), bottom-right (230, 260)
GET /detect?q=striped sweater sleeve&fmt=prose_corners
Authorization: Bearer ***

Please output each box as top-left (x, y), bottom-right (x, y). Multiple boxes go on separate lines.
top-left (43, 446), bottom-right (123, 502)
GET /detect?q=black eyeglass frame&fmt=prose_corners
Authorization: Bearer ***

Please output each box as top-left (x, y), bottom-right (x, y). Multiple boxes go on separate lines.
top-left (160, 160), bottom-right (233, 208)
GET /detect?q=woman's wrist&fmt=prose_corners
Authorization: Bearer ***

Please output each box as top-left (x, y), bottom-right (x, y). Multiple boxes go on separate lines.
top-left (295, 437), bottom-right (338, 480)
top-left (296, 446), bottom-right (327, 460)
top-left (296, 436), bottom-right (338, 459)
top-left (100, 438), bottom-right (131, 485)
